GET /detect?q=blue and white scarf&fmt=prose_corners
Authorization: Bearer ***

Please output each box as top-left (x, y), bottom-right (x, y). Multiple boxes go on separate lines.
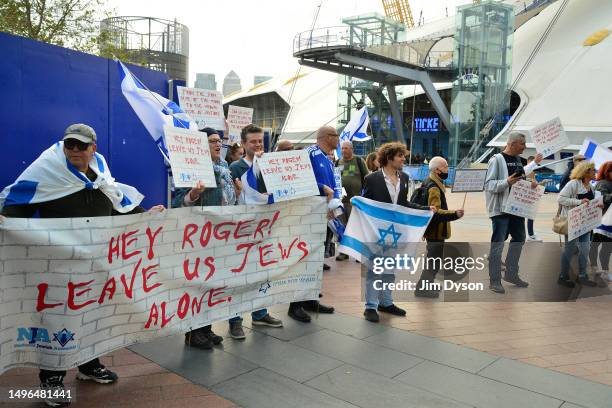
top-left (0, 142), bottom-right (144, 213)
top-left (213, 158), bottom-right (237, 206)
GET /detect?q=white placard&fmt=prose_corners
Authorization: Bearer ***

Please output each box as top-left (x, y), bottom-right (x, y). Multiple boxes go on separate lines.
top-left (257, 150), bottom-right (319, 202)
top-left (503, 179), bottom-right (545, 219)
top-left (530, 117), bottom-right (570, 157)
top-left (164, 126), bottom-right (216, 188)
top-left (451, 169), bottom-right (488, 193)
top-left (0, 197), bottom-right (327, 374)
top-left (177, 86), bottom-right (225, 130)
top-left (334, 167), bottom-right (344, 198)
top-left (227, 105), bottom-right (254, 144)
top-left (568, 201), bottom-right (603, 241)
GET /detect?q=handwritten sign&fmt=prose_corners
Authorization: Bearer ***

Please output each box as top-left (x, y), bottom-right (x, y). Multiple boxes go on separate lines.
top-left (568, 201), bottom-right (603, 241)
top-left (164, 126), bottom-right (216, 188)
top-left (227, 105), bottom-right (254, 144)
top-left (0, 197), bottom-right (327, 374)
top-left (530, 117), bottom-right (569, 157)
top-left (334, 167), bottom-right (343, 198)
top-left (503, 180), bottom-right (545, 219)
top-left (451, 169), bottom-right (488, 193)
top-left (257, 150), bottom-right (319, 202)
top-left (177, 86), bottom-right (225, 130)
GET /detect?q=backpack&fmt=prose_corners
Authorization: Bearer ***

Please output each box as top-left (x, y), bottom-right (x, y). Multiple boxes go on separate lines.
top-left (410, 179), bottom-right (435, 207)
top-left (335, 157), bottom-right (368, 186)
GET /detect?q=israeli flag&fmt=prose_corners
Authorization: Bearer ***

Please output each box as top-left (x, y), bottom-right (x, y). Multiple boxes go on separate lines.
top-left (0, 142), bottom-right (144, 213)
top-left (239, 163), bottom-right (274, 205)
top-left (579, 138), bottom-right (612, 171)
top-left (118, 61), bottom-right (197, 159)
top-left (595, 207), bottom-right (612, 239)
top-left (337, 106), bottom-right (371, 156)
top-left (338, 196), bottom-right (433, 264)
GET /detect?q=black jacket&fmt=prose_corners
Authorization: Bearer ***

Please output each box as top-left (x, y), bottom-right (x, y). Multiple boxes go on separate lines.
top-left (362, 169), bottom-right (429, 210)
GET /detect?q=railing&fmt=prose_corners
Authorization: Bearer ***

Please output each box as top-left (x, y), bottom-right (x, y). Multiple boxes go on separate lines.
top-left (293, 26), bottom-right (351, 54)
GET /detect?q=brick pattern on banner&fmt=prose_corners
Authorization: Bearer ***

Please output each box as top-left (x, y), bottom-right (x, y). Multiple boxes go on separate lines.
top-left (0, 197), bottom-right (327, 374)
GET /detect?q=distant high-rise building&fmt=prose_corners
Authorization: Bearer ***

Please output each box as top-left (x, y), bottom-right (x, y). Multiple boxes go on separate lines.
top-left (195, 73), bottom-right (216, 90)
top-left (223, 70), bottom-right (242, 96)
top-left (254, 75), bottom-right (272, 85)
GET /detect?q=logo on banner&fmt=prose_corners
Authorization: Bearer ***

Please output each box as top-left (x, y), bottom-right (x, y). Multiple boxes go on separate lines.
top-left (377, 224), bottom-right (402, 252)
top-left (15, 327), bottom-right (76, 350)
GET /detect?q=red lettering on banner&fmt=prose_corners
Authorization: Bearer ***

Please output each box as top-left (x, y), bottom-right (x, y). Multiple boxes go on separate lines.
top-left (67, 280), bottom-right (96, 310)
top-left (145, 303), bottom-right (158, 328)
top-left (213, 221), bottom-right (235, 242)
top-left (203, 256), bottom-right (216, 281)
top-left (177, 293), bottom-right (190, 319)
top-left (145, 226), bottom-right (163, 260)
top-left (107, 229), bottom-right (142, 264)
top-left (234, 219), bottom-right (254, 239)
top-left (183, 258), bottom-right (200, 280)
top-left (160, 301), bottom-right (174, 328)
top-left (258, 243), bottom-right (277, 267)
top-left (278, 238), bottom-right (299, 259)
top-left (142, 263), bottom-right (161, 292)
top-left (253, 219), bottom-right (269, 240)
top-left (182, 224), bottom-right (198, 249)
top-left (208, 286), bottom-right (229, 307)
top-left (120, 258), bottom-right (142, 299)
top-left (232, 241), bottom-right (261, 273)
top-left (200, 222), bottom-right (212, 247)
top-left (297, 241), bottom-right (309, 261)
top-left (98, 277), bottom-right (116, 303)
top-left (36, 283), bottom-right (63, 312)
top-left (268, 211), bottom-right (280, 235)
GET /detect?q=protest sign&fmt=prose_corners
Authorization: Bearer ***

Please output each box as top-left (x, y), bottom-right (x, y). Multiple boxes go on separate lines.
top-left (568, 201), bottom-right (603, 241)
top-left (177, 86), bottom-right (225, 130)
top-left (451, 169), bottom-right (488, 193)
top-left (0, 197), bottom-right (327, 374)
top-left (503, 179), bottom-right (545, 219)
top-left (530, 117), bottom-right (569, 157)
top-left (164, 126), bottom-right (216, 188)
top-left (227, 105), bottom-right (254, 144)
top-left (334, 167), bottom-right (343, 198)
top-left (257, 150), bottom-right (319, 202)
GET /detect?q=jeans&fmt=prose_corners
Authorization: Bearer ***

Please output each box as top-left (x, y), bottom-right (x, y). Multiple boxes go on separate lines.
top-left (527, 219), bottom-right (534, 236)
top-left (589, 233), bottom-right (611, 271)
top-left (229, 309), bottom-right (268, 324)
top-left (40, 358), bottom-right (101, 382)
top-left (560, 233), bottom-right (591, 279)
top-left (489, 214), bottom-right (526, 283)
top-left (364, 269), bottom-right (394, 309)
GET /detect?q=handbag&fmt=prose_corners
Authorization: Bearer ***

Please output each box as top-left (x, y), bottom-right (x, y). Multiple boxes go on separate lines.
top-left (552, 204), bottom-right (568, 235)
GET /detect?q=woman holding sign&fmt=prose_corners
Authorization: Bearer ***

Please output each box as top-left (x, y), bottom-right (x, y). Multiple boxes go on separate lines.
top-left (557, 161), bottom-right (603, 288)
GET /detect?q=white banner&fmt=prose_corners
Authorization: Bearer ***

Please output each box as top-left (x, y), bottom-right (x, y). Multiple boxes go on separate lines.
top-left (530, 117), bottom-right (569, 157)
top-left (0, 197), bottom-right (327, 374)
top-left (451, 169), bottom-right (488, 193)
top-left (257, 151), bottom-right (319, 202)
top-left (227, 105), bottom-right (254, 144)
top-left (177, 86), bottom-right (225, 130)
top-left (164, 126), bottom-right (216, 188)
top-left (568, 201), bottom-right (603, 241)
top-left (503, 180), bottom-right (545, 219)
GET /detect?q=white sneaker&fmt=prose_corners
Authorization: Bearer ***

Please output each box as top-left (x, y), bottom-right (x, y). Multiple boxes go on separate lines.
top-left (527, 235), bottom-right (543, 242)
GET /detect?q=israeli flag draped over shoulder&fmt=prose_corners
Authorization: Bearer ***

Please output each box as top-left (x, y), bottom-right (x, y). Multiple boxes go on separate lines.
top-left (239, 161), bottom-right (274, 205)
top-left (336, 106), bottom-right (371, 157)
top-left (338, 196), bottom-right (433, 264)
top-left (0, 142), bottom-right (143, 213)
top-left (579, 138), bottom-right (612, 171)
top-left (118, 61), bottom-right (197, 159)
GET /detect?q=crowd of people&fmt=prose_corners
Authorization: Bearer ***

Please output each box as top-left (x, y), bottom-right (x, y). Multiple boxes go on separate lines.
top-left (0, 123), bottom-right (610, 407)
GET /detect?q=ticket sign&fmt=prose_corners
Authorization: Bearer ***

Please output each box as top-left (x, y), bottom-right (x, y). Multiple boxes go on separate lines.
top-left (530, 117), bottom-right (570, 157)
top-left (227, 105), bottom-right (254, 144)
top-left (503, 179), bottom-right (545, 219)
top-left (451, 169), bottom-right (488, 193)
top-left (568, 201), bottom-right (603, 241)
top-left (177, 86), bottom-right (225, 130)
top-left (257, 150), bottom-right (319, 202)
top-left (164, 126), bottom-right (217, 188)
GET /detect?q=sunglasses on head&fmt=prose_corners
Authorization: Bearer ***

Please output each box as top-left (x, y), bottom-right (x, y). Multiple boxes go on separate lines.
top-left (64, 139), bottom-right (92, 151)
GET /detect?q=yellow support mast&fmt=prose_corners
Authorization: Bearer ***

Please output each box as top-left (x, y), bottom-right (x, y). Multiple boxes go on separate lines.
top-left (381, 0), bottom-right (415, 29)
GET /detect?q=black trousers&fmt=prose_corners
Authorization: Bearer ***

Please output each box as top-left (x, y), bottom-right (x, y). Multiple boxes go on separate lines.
top-left (39, 358), bottom-right (102, 382)
top-left (419, 239), bottom-right (445, 283)
top-left (590, 233), bottom-right (611, 271)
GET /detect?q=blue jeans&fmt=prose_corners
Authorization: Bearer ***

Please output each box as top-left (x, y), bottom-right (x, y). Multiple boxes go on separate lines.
top-left (229, 309), bottom-right (268, 324)
top-left (560, 233), bottom-right (591, 280)
top-left (365, 270), bottom-right (394, 309)
top-left (489, 214), bottom-right (526, 283)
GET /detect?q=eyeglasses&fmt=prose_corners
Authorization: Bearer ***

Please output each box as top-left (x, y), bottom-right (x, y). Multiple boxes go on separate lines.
top-left (208, 139), bottom-right (222, 144)
top-left (64, 139), bottom-right (92, 151)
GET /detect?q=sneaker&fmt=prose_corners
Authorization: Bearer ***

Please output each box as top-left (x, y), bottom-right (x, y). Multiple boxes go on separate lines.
top-left (76, 366), bottom-right (118, 384)
top-left (40, 375), bottom-right (70, 407)
top-left (489, 281), bottom-right (506, 294)
top-left (503, 275), bottom-right (529, 288)
top-left (527, 235), bottom-right (542, 242)
top-left (414, 288), bottom-right (440, 298)
top-left (302, 300), bottom-right (335, 314)
top-left (184, 330), bottom-right (213, 349)
top-left (363, 308), bottom-right (380, 322)
top-left (202, 326), bottom-right (223, 345)
top-left (557, 278), bottom-right (576, 288)
top-left (288, 306), bottom-right (311, 323)
top-left (252, 314), bottom-right (283, 327)
top-left (335, 253), bottom-right (349, 261)
top-left (576, 276), bottom-right (597, 287)
top-left (229, 321), bottom-right (246, 340)
top-left (377, 304), bottom-right (406, 316)
top-left (323, 264), bottom-right (331, 271)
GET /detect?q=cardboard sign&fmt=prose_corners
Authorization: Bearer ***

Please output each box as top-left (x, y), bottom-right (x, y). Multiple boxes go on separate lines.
top-left (451, 169), bottom-right (488, 193)
top-left (503, 179), bottom-right (545, 219)
top-left (530, 117), bottom-right (570, 157)
top-left (568, 201), bottom-right (603, 241)
top-left (164, 126), bottom-right (216, 188)
top-left (177, 86), bottom-right (225, 130)
top-left (227, 105), bottom-right (254, 144)
top-left (257, 150), bottom-right (319, 202)
top-left (0, 197), bottom-right (327, 374)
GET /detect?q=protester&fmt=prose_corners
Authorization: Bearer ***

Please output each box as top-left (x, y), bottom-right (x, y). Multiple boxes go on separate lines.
top-left (276, 139), bottom-right (294, 152)
top-left (228, 124), bottom-right (283, 338)
top-left (172, 127), bottom-right (242, 349)
top-left (559, 154), bottom-right (585, 191)
top-left (0, 124), bottom-right (165, 407)
top-left (414, 156), bottom-right (464, 298)
top-left (590, 161), bottom-right (612, 281)
top-left (225, 142), bottom-right (244, 165)
top-left (366, 152), bottom-right (379, 172)
top-left (362, 142), bottom-right (436, 322)
top-left (525, 156), bottom-right (543, 242)
top-left (287, 126), bottom-right (338, 323)
top-left (558, 161), bottom-right (604, 287)
top-left (484, 132), bottom-right (543, 294)
top-left (335, 140), bottom-right (369, 261)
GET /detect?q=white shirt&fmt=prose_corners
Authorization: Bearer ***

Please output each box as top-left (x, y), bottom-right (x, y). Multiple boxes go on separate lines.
top-left (382, 167), bottom-right (401, 205)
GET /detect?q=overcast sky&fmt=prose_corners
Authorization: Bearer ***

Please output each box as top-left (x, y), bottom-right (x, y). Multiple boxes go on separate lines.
top-left (108, 0), bottom-right (473, 89)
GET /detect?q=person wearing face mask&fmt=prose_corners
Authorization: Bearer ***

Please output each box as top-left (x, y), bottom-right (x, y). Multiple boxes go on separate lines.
top-left (414, 156), bottom-right (465, 298)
